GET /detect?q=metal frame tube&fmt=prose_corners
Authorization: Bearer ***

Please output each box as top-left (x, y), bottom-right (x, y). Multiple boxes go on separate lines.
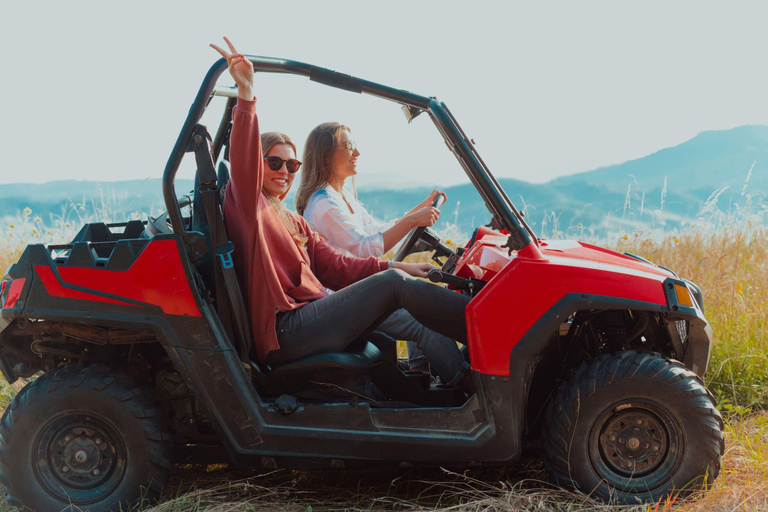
top-left (162, 56), bottom-right (535, 248)
top-left (211, 97), bottom-right (236, 163)
top-left (162, 59), bottom-right (228, 234)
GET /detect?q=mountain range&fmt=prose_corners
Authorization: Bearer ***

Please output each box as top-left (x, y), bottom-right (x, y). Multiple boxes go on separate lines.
top-left (363, 125), bottom-right (768, 238)
top-left (2, 124), bottom-right (766, 240)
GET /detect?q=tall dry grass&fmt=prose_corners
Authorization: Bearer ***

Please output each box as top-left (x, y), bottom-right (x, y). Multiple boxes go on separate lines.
top-left (615, 227), bottom-right (768, 412)
top-left (0, 208), bottom-right (80, 274)
top-left (0, 208), bottom-right (767, 510)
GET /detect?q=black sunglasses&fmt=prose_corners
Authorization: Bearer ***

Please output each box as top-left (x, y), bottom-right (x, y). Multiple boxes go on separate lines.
top-left (263, 156), bottom-right (302, 173)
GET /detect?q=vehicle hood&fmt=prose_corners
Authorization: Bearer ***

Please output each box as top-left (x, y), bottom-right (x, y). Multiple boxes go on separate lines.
top-left (537, 239), bottom-right (673, 279)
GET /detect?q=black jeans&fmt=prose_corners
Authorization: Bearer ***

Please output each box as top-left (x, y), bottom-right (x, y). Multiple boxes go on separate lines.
top-left (266, 269), bottom-right (471, 372)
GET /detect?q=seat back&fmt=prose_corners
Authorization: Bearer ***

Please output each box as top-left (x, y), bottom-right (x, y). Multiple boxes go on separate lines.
top-left (191, 160), bottom-right (232, 299)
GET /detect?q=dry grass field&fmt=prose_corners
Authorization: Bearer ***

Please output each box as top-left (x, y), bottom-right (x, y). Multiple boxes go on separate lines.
top-left (0, 211), bottom-right (767, 511)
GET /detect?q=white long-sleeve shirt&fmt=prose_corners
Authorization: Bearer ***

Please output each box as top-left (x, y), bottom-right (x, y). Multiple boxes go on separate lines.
top-left (303, 184), bottom-right (396, 257)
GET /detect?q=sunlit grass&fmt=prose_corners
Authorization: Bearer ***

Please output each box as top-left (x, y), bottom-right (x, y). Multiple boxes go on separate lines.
top-left (1, 207), bottom-right (767, 509)
top-left (614, 227), bottom-right (768, 411)
top-left (0, 208), bottom-right (79, 274)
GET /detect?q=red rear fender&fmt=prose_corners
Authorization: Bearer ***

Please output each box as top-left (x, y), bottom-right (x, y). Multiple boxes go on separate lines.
top-left (32, 239), bottom-right (201, 317)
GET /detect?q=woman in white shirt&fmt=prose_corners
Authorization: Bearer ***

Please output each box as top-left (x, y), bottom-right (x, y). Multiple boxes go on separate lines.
top-left (295, 122), bottom-right (468, 385)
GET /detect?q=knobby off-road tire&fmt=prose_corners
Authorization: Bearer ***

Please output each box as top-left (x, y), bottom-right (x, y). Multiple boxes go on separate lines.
top-left (0, 364), bottom-right (173, 511)
top-left (542, 351), bottom-right (724, 504)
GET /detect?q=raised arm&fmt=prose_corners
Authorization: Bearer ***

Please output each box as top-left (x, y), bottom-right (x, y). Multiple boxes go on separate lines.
top-left (210, 37), bottom-right (254, 101)
top-left (210, 37), bottom-right (261, 218)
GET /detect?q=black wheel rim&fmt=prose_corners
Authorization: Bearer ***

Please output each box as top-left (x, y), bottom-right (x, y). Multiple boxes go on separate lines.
top-left (588, 400), bottom-right (683, 494)
top-left (33, 412), bottom-right (127, 505)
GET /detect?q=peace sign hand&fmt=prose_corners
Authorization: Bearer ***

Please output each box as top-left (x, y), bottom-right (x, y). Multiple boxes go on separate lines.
top-left (210, 37), bottom-right (254, 100)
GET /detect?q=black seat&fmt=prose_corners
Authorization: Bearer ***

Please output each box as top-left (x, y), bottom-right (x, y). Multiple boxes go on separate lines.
top-left (267, 341), bottom-right (383, 395)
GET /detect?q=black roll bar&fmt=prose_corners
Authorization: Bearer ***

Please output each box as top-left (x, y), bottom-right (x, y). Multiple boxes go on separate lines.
top-left (428, 102), bottom-right (534, 249)
top-left (162, 56), bottom-right (534, 251)
top-left (211, 96), bottom-right (236, 163)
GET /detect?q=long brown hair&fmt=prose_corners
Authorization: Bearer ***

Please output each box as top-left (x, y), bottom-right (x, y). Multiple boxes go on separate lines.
top-left (295, 122), bottom-right (352, 216)
top-left (260, 132), bottom-right (307, 249)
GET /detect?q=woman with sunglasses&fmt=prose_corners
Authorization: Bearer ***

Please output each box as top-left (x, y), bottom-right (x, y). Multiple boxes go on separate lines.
top-left (209, 39), bottom-right (471, 383)
top-left (296, 125), bottom-right (466, 379)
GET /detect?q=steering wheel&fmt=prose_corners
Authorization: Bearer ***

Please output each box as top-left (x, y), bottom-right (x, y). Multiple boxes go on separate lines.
top-left (393, 194), bottom-right (445, 262)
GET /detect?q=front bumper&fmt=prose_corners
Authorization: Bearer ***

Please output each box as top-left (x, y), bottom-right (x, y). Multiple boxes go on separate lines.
top-left (663, 277), bottom-right (712, 378)
top-left (683, 315), bottom-right (713, 378)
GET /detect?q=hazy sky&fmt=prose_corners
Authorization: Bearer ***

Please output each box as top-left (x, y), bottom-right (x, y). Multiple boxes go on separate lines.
top-left (3, 1), bottom-right (768, 188)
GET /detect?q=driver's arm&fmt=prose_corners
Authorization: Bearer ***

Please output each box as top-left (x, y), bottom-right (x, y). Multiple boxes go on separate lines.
top-left (306, 191), bottom-right (435, 256)
top-left (384, 205), bottom-right (440, 252)
top-left (324, 209), bottom-right (430, 255)
top-left (315, 206), bottom-right (389, 257)
top-left (304, 190), bottom-right (386, 257)
top-left (359, 204), bottom-right (440, 254)
top-left (381, 218), bottom-right (420, 254)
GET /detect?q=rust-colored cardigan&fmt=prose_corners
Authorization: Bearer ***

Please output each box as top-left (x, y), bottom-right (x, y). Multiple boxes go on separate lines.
top-left (223, 98), bottom-right (388, 362)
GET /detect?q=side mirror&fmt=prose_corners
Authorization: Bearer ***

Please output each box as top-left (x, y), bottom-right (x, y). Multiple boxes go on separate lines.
top-left (401, 104), bottom-right (423, 124)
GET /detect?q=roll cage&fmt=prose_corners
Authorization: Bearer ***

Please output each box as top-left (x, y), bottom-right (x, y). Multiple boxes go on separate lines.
top-left (161, 56), bottom-right (538, 255)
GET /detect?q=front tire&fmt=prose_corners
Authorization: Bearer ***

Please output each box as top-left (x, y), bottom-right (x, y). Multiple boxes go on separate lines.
top-left (542, 351), bottom-right (724, 504)
top-left (0, 365), bottom-right (173, 511)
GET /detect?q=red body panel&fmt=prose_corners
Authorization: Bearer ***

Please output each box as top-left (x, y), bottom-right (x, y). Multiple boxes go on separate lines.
top-left (3, 278), bottom-right (26, 309)
top-left (455, 232), bottom-right (509, 281)
top-left (36, 240), bottom-right (200, 317)
top-left (462, 238), bottom-right (671, 376)
top-left (35, 267), bottom-right (138, 308)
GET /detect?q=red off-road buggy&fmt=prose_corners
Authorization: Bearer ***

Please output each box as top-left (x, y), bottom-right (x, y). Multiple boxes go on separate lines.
top-left (0, 56), bottom-right (723, 511)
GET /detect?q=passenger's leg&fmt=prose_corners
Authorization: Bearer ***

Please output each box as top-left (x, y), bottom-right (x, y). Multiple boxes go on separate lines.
top-left (404, 340), bottom-right (427, 371)
top-left (269, 269), bottom-right (470, 367)
top-left (378, 309), bottom-right (469, 385)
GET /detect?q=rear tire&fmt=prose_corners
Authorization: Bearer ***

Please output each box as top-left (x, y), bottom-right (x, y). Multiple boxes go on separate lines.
top-left (0, 364), bottom-right (173, 511)
top-left (542, 351), bottom-right (724, 504)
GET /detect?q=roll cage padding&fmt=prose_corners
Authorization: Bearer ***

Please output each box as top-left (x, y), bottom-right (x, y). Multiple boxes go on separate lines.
top-left (309, 68), bottom-right (364, 93)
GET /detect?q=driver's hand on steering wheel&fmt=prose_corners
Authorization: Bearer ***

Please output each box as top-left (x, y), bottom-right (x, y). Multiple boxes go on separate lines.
top-left (407, 205), bottom-right (440, 228)
top-left (420, 189), bottom-right (446, 208)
